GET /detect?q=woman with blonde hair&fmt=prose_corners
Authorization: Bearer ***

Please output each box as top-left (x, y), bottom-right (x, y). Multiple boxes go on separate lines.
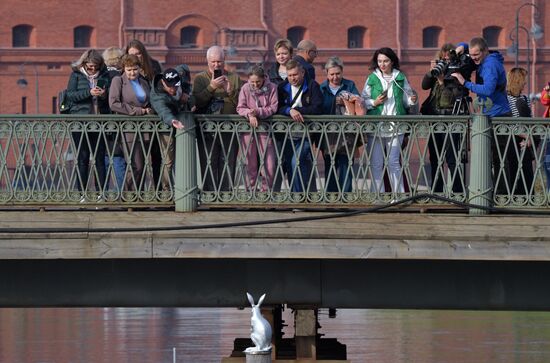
top-left (506, 67), bottom-right (534, 195)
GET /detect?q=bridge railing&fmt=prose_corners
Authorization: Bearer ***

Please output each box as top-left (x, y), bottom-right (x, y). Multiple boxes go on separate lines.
top-left (1, 114), bottom-right (549, 211)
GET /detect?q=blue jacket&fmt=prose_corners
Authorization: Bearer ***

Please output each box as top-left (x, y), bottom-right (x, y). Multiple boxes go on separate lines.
top-left (319, 79), bottom-right (359, 114)
top-left (464, 52), bottom-right (510, 117)
top-left (277, 78), bottom-right (323, 116)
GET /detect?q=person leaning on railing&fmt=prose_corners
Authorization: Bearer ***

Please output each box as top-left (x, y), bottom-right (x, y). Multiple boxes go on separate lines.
top-left (540, 82), bottom-right (550, 192)
top-left (150, 67), bottom-right (193, 192)
top-left (319, 56), bottom-right (362, 193)
top-left (66, 49), bottom-right (111, 200)
top-left (108, 54), bottom-right (154, 193)
top-left (277, 60), bottom-right (323, 193)
top-left (236, 65), bottom-right (278, 192)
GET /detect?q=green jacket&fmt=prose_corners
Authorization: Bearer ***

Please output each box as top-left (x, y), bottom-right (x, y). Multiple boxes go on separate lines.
top-left (192, 70), bottom-right (243, 114)
top-left (366, 70), bottom-right (407, 116)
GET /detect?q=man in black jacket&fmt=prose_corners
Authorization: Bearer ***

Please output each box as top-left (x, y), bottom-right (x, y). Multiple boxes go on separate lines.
top-left (277, 60), bottom-right (323, 193)
top-left (150, 67), bottom-right (192, 191)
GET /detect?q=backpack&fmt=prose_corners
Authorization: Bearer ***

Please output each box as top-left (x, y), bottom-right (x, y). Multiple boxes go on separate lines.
top-left (58, 89), bottom-right (72, 114)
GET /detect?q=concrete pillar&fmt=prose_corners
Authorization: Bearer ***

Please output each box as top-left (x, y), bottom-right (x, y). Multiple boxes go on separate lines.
top-left (468, 113), bottom-right (493, 215)
top-left (175, 111), bottom-right (198, 212)
top-left (244, 350), bottom-right (271, 363)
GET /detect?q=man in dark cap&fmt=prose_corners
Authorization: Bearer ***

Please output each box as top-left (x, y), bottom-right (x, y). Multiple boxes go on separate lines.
top-left (150, 67), bottom-right (193, 191)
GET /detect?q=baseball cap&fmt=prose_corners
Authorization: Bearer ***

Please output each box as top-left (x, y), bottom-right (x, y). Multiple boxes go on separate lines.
top-left (162, 68), bottom-right (181, 87)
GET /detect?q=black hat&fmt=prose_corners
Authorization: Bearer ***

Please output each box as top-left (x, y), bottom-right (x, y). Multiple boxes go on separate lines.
top-left (162, 68), bottom-right (181, 87)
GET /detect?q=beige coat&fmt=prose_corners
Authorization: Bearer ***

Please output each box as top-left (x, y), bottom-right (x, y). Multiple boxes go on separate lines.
top-left (108, 73), bottom-right (151, 115)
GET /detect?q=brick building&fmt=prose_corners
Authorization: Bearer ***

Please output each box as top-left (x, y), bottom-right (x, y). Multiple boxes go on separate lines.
top-left (0, 0), bottom-right (548, 115)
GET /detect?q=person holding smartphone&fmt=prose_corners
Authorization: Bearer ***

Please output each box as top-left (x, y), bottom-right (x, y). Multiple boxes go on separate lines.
top-left (66, 49), bottom-right (111, 201)
top-left (361, 47), bottom-right (417, 196)
top-left (192, 45), bottom-right (243, 192)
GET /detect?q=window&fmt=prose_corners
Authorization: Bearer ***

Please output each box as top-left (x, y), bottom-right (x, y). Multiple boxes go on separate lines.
top-left (483, 26), bottom-right (502, 48)
top-left (348, 26), bottom-right (366, 48)
top-left (423, 26), bottom-right (442, 48)
top-left (12, 25), bottom-right (33, 47)
top-left (74, 26), bottom-right (93, 48)
top-left (21, 97), bottom-right (27, 115)
top-left (180, 26), bottom-right (199, 48)
top-left (287, 26), bottom-right (306, 48)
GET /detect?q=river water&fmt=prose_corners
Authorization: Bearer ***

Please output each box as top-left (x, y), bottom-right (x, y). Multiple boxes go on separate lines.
top-left (1, 308), bottom-right (550, 363)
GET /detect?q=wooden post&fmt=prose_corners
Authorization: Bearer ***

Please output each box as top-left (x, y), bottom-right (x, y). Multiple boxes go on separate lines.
top-left (174, 111), bottom-right (198, 212)
top-left (295, 309), bottom-right (317, 359)
top-left (468, 113), bottom-right (493, 215)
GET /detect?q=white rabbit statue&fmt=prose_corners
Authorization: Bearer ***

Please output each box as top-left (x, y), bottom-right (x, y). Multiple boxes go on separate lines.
top-left (244, 292), bottom-right (272, 353)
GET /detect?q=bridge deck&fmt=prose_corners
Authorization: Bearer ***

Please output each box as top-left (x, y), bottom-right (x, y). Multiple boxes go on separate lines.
top-left (1, 210), bottom-right (549, 261)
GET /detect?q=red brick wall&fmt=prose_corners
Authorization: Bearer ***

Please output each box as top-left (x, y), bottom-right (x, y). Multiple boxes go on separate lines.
top-left (1, 0), bottom-right (549, 115)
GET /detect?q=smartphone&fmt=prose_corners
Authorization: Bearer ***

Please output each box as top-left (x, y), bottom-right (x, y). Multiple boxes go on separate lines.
top-left (213, 69), bottom-right (223, 79)
top-left (380, 89), bottom-right (388, 98)
top-left (96, 79), bottom-right (107, 89)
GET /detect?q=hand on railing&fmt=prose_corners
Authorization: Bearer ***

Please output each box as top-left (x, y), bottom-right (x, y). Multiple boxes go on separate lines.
top-left (171, 119), bottom-right (184, 129)
top-left (289, 109), bottom-right (304, 123)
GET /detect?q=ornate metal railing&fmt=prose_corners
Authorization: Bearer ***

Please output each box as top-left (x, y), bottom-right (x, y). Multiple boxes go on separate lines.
top-left (0, 115), bottom-right (174, 207)
top-left (1, 114), bottom-right (549, 211)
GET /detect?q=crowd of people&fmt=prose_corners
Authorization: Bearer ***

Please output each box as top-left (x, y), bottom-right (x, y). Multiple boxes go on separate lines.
top-left (62, 36), bottom-right (549, 200)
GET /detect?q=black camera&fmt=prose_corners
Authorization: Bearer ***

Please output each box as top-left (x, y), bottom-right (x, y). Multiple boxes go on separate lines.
top-left (430, 60), bottom-right (447, 77)
top-left (430, 50), bottom-right (475, 80)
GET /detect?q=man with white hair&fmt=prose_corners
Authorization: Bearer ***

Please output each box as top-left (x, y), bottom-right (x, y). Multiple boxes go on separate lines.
top-left (193, 45), bottom-right (243, 192)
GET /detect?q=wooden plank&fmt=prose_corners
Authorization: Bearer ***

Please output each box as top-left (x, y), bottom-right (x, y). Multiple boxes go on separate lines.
top-left (0, 236), bottom-right (152, 259)
top-left (2, 211), bottom-right (550, 261)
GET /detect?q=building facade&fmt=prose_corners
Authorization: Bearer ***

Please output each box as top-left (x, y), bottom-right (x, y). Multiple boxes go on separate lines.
top-left (0, 0), bottom-right (548, 114)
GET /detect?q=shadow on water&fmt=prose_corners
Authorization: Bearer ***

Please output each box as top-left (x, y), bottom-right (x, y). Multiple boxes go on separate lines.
top-left (2, 308), bottom-right (550, 363)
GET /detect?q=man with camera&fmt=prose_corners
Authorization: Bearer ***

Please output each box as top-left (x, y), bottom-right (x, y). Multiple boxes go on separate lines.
top-left (421, 43), bottom-right (473, 194)
top-left (451, 37), bottom-right (512, 195)
top-left (193, 45), bottom-right (243, 192)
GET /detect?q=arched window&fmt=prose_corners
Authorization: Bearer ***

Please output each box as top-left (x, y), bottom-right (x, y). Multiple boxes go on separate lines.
top-left (12, 25), bottom-right (33, 47)
top-left (483, 26), bottom-right (502, 48)
top-left (74, 25), bottom-right (93, 48)
top-left (181, 26), bottom-right (200, 48)
top-left (348, 26), bottom-right (366, 48)
top-left (423, 26), bottom-right (442, 48)
top-left (287, 26), bottom-right (306, 48)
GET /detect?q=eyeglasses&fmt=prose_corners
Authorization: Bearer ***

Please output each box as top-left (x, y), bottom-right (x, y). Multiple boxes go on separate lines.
top-left (308, 49), bottom-right (318, 56)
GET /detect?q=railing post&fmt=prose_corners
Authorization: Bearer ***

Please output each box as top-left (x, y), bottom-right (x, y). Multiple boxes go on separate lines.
top-left (175, 111), bottom-right (198, 212)
top-left (468, 113), bottom-right (493, 215)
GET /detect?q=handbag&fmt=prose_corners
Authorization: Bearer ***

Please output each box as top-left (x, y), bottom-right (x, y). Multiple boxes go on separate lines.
top-left (58, 89), bottom-right (72, 114)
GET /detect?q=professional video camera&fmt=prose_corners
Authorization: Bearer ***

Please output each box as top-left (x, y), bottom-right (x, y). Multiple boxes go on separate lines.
top-left (430, 49), bottom-right (476, 80)
top-left (430, 49), bottom-right (476, 115)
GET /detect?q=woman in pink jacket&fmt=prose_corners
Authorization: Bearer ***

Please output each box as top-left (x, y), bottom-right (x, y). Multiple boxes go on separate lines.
top-left (236, 65), bottom-right (278, 191)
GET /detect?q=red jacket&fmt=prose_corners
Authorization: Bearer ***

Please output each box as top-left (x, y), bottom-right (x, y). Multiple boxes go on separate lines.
top-left (541, 88), bottom-right (550, 118)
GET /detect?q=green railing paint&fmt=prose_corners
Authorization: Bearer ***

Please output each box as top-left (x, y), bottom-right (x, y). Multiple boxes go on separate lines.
top-left (1, 114), bottom-right (549, 212)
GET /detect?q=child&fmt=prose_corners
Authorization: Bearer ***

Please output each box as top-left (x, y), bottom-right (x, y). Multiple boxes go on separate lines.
top-left (236, 66), bottom-right (278, 191)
